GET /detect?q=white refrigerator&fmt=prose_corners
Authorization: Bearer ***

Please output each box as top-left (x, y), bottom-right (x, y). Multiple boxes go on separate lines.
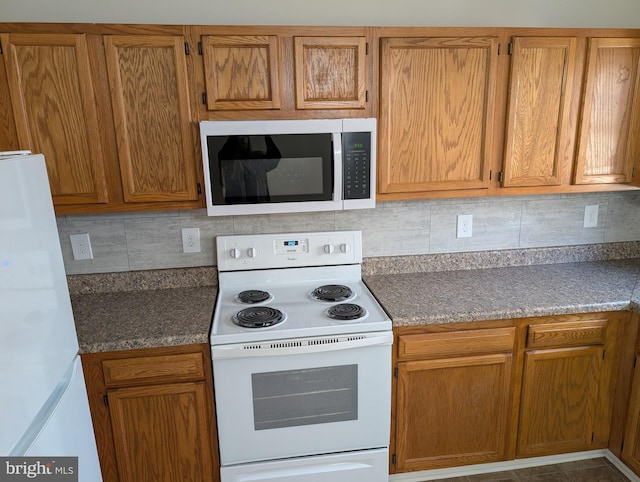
top-left (0, 152), bottom-right (103, 481)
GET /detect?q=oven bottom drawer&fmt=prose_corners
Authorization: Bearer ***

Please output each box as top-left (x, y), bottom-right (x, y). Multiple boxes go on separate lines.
top-left (220, 448), bottom-right (388, 482)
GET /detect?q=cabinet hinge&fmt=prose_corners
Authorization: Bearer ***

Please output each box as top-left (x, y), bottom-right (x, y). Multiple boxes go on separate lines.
top-left (202, 92), bottom-right (207, 105)
top-left (184, 42), bottom-right (190, 55)
top-left (198, 41), bottom-right (203, 55)
top-left (103, 395), bottom-right (109, 407)
top-left (197, 182), bottom-right (202, 195)
top-left (508, 42), bottom-right (513, 55)
top-left (392, 454), bottom-right (396, 465)
top-left (498, 171), bottom-right (504, 183)
top-left (394, 367), bottom-right (398, 378)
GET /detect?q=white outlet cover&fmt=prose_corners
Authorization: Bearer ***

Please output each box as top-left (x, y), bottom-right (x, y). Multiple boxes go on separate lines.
top-left (584, 205), bottom-right (599, 228)
top-left (182, 227), bottom-right (201, 253)
top-left (70, 233), bottom-right (93, 260)
top-left (457, 214), bottom-right (473, 238)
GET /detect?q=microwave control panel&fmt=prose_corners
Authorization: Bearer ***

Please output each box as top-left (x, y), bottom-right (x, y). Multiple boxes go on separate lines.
top-left (342, 132), bottom-right (371, 200)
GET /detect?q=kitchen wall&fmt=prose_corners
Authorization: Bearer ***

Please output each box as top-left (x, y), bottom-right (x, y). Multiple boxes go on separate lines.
top-left (57, 191), bottom-right (640, 275)
top-left (1, 0), bottom-right (639, 27)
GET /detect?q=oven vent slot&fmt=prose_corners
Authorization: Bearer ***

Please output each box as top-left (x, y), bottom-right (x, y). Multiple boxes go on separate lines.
top-left (239, 334), bottom-right (371, 352)
top-left (268, 341), bottom-right (304, 349)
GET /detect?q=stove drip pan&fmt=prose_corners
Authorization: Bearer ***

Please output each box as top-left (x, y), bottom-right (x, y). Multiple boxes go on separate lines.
top-left (233, 306), bottom-right (286, 328)
top-left (311, 284), bottom-right (354, 302)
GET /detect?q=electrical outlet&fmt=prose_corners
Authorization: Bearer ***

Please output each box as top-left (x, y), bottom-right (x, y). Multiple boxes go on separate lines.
top-left (70, 233), bottom-right (93, 260)
top-left (457, 214), bottom-right (473, 238)
top-left (584, 205), bottom-right (599, 228)
top-left (182, 227), bottom-right (201, 253)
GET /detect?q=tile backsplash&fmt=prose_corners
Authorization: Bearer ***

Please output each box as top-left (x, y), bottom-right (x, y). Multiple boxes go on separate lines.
top-left (56, 191), bottom-right (640, 275)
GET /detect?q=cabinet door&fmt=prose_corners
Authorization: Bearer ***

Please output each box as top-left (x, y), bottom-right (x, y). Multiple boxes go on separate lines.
top-left (622, 356), bottom-right (640, 475)
top-left (104, 35), bottom-right (199, 203)
top-left (396, 353), bottom-right (512, 471)
top-left (108, 382), bottom-right (214, 482)
top-left (379, 37), bottom-right (498, 196)
top-left (293, 36), bottom-right (366, 110)
top-left (201, 35), bottom-right (281, 111)
top-left (502, 37), bottom-right (577, 187)
top-left (1, 33), bottom-right (109, 205)
top-left (574, 38), bottom-right (640, 185)
top-left (517, 347), bottom-right (603, 457)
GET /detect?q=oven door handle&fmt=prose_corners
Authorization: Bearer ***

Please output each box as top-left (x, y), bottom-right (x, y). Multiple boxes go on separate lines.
top-left (211, 331), bottom-right (393, 359)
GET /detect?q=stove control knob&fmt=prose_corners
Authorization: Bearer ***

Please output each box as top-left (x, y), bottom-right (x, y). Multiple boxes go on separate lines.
top-left (340, 243), bottom-right (351, 253)
top-left (323, 244), bottom-right (335, 254)
top-left (247, 247), bottom-right (258, 258)
top-left (230, 248), bottom-right (241, 259)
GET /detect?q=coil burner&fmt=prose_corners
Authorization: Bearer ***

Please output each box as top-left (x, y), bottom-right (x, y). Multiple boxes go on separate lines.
top-left (236, 290), bottom-right (272, 304)
top-left (233, 306), bottom-right (285, 328)
top-left (326, 303), bottom-right (367, 321)
top-left (311, 284), bottom-right (354, 302)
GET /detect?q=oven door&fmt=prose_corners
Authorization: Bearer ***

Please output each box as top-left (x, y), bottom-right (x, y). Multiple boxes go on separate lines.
top-left (211, 332), bottom-right (393, 466)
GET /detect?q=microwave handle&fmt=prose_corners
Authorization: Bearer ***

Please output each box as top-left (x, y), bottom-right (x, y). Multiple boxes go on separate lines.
top-left (332, 132), bottom-right (343, 203)
top-left (211, 331), bottom-right (393, 359)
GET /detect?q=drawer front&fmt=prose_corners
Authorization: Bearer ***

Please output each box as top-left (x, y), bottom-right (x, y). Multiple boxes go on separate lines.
top-left (398, 327), bottom-right (515, 360)
top-left (102, 352), bottom-right (205, 387)
top-left (526, 319), bottom-right (607, 349)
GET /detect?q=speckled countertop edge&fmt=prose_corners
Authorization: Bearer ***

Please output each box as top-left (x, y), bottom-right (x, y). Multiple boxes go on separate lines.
top-left (69, 242), bottom-right (640, 353)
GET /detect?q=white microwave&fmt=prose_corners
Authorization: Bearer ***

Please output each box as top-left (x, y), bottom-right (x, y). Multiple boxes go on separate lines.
top-left (199, 118), bottom-right (376, 216)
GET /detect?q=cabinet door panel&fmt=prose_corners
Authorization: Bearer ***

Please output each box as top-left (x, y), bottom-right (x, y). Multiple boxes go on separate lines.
top-left (201, 35), bottom-right (281, 111)
top-left (104, 35), bottom-right (199, 203)
top-left (379, 37), bottom-right (497, 195)
top-left (396, 353), bottom-right (512, 471)
top-left (574, 38), bottom-right (640, 184)
top-left (294, 36), bottom-right (366, 110)
top-left (108, 382), bottom-right (214, 482)
top-left (2, 33), bottom-right (108, 205)
top-left (517, 347), bottom-right (602, 457)
top-left (502, 37), bottom-right (577, 187)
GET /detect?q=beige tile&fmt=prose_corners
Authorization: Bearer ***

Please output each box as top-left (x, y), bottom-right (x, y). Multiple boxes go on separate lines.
top-left (57, 217), bottom-right (129, 274)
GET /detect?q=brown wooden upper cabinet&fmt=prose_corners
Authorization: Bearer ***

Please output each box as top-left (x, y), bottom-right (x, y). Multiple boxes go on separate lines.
top-left (293, 36), bottom-right (367, 110)
top-left (103, 34), bottom-right (199, 204)
top-left (574, 37), bottom-right (640, 185)
top-left (378, 36), bottom-right (499, 198)
top-left (195, 27), bottom-right (371, 118)
top-left (501, 37), bottom-right (578, 188)
top-left (1, 33), bottom-right (110, 206)
top-left (200, 34), bottom-right (281, 111)
top-left (0, 28), bottom-right (203, 214)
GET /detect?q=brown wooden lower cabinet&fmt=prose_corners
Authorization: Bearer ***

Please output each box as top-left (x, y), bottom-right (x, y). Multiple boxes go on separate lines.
top-left (621, 313), bottom-right (640, 474)
top-left (81, 344), bottom-right (219, 482)
top-left (391, 312), bottom-right (628, 475)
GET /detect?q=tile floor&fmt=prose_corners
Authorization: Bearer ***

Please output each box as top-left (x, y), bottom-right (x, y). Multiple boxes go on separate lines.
top-left (424, 457), bottom-right (631, 481)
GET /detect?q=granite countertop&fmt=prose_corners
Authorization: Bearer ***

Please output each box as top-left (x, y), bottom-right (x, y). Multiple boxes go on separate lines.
top-left (71, 256), bottom-right (640, 354)
top-left (72, 286), bottom-right (217, 353)
top-left (365, 258), bottom-right (640, 327)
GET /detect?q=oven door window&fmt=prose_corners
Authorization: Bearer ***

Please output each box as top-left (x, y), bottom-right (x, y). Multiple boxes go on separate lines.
top-left (206, 133), bottom-right (334, 205)
top-left (252, 364), bottom-right (357, 430)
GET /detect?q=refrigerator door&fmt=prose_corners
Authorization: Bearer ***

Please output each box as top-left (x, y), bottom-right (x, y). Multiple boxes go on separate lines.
top-left (21, 357), bottom-right (102, 481)
top-left (0, 155), bottom-right (94, 460)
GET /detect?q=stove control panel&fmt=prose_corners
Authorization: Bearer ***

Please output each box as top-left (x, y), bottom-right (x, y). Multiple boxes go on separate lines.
top-left (216, 231), bottom-right (362, 271)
